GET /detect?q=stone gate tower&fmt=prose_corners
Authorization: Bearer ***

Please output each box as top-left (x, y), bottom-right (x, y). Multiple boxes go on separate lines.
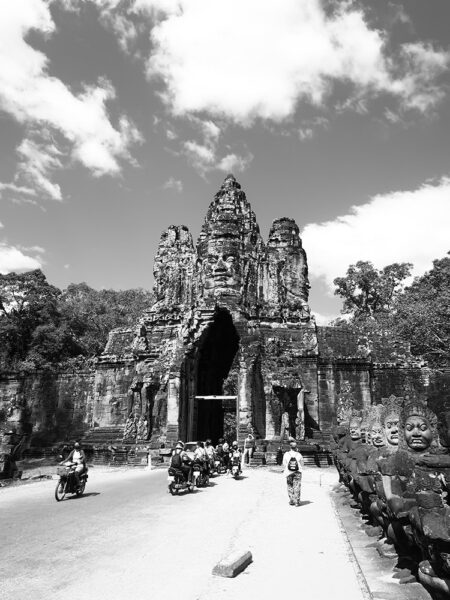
top-left (94, 175), bottom-right (318, 446)
top-left (92, 175), bottom-right (426, 448)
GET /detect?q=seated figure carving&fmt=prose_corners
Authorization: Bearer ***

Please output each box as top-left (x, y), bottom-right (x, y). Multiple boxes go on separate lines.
top-left (370, 396), bottom-right (402, 532)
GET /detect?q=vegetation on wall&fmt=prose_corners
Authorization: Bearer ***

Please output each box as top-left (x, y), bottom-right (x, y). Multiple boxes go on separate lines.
top-left (0, 270), bottom-right (153, 374)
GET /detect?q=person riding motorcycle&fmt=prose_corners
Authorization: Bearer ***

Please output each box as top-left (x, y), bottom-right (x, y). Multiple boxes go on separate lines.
top-left (229, 441), bottom-right (242, 475)
top-left (61, 442), bottom-right (86, 489)
top-left (193, 441), bottom-right (208, 474)
top-left (170, 442), bottom-right (192, 483)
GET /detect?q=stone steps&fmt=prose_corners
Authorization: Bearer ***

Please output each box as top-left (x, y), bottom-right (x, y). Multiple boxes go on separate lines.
top-left (82, 426), bottom-right (124, 445)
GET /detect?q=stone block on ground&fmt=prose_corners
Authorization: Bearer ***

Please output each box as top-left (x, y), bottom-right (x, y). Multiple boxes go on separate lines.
top-left (212, 550), bottom-right (253, 578)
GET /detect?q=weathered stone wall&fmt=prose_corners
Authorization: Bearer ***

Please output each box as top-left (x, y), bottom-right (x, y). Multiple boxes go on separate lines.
top-left (0, 370), bottom-right (94, 445)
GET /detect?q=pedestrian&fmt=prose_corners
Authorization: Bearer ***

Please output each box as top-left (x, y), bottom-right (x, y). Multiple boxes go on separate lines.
top-left (282, 440), bottom-right (304, 506)
top-left (242, 430), bottom-right (255, 467)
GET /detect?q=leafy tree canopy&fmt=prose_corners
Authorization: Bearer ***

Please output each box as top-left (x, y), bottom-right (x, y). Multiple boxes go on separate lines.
top-left (0, 271), bottom-right (153, 373)
top-left (395, 253), bottom-right (450, 367)
top-left (333, 255), bottom-right (450, 367)
top-left (333, 261), bottom-right (412, 319)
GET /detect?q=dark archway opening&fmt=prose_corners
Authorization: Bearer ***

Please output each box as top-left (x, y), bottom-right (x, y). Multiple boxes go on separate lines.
top-left (195, 310), bottom-right (239, 443)
top-left (273, 386), bottom-right (300, 439)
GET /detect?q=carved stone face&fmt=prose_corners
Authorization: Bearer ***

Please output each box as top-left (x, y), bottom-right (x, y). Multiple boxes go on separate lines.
top-left (384, 412), bottom-right (399, 446)
top-left (371, 424), bottom-right (386, 447)
top-left (404, 415), bottom-right (433, 451)
top-left (203, 240), bottom-right (242, 296)
top-left (349, 419), bottom-right (362, 441)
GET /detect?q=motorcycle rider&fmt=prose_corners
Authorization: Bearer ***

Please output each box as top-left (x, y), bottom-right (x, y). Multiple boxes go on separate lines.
top-left (229, 441), bottom-right (242, 475)
top-left (170, 442), bottom-right (192, 483)
top-left (62, 441), bottom-right (86, 490)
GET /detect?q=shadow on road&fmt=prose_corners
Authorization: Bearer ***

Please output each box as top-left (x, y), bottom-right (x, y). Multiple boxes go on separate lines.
top-left (66, 492), bottom-right (101, 500)
top-left (297, 500), bottom-right (312, 507)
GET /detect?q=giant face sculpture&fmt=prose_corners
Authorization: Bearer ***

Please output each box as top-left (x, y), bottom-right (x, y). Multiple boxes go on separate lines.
top-left (404, 415), bottom-right (433, 451)
top-left (203, 241), bottom-right (242, 296)
top-left (399, 400), bottom-right (438, 454)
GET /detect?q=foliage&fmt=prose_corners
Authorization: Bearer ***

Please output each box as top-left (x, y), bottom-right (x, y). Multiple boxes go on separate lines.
top-left (333, 261), bottom-right (412, 319)
top-left (0, 270), bottom-right (63, 371)
top-left (0, 271), bottom-right (153, 373)
top-left (333, 255), bottom-right (450, 367)
top-left (395, 254), bottom-right (450, 367)
top-left (60, 283), bottom-right (153, 357)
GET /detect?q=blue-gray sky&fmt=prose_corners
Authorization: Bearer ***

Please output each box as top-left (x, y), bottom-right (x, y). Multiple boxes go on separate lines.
top-left (0, 0), bottom-right (449, 321)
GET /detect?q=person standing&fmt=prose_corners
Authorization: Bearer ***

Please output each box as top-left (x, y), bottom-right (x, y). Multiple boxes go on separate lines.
top-left (282, 440), bottom-right (304, 506)
top-left (243, 430), bottom-right (255, 467)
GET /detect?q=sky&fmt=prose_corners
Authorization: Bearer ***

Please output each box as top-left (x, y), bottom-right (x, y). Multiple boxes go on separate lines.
top-left (0, 0), bottom-right (449, 322)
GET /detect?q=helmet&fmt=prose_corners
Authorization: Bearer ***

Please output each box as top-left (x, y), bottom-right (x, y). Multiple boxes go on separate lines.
top-left (175, 442), bottom-right (184, 450)
top-left (74, 442), bottom-right (80, 449)
top-left (232, 441), bottom-right (238, 448)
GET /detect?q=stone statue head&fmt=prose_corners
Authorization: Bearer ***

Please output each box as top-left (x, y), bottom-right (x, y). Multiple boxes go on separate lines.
top-left (202, 235), bottom-right (242, 297)
top-left (368, 405), bottom-right (386, 448)
top-left (381, 395), bottom-right (403, 448)
top-left (360, 410), bottom-right (371, 444)
top-left (399, 400), bottom-right (438, 453)
top-left (349, 413), bottom-right (362, 441)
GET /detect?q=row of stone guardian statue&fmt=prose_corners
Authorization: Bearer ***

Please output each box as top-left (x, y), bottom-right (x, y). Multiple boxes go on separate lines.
top-left (332, 395), bottom-right (450, 597)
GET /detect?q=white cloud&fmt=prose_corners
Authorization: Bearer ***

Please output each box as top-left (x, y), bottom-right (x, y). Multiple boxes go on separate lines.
top-left (302, 177), bottom-right (450, 292)
top-left (125, 0), bottom-right (450, 124)
top-left (166, 128), bottom-right (178, 140)
top-left (17, 136), bottom-right (63, 201)
top-left (0, 243), bottom-right (43, 273)
top-left (162, 176), bottom-right (183, 192)
top-left (311, 311), bottom-right (342, 326)
top-left (216, 152), bottom-right (253, 173)
top-left (298, 116), bottom-right (329, 140)
top-left (0, 0), bottom-right (141, 200)
top-left (0, 182), bottom-right (37, 197)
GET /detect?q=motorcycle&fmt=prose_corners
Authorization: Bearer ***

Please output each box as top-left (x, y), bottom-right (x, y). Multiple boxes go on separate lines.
top-left (215, 455), bottom-right (227, 475)
top-left (230, 454), bottom-right (241, 479)
top-left (167, 466), bottom-right (195, 495)
top-left (55, 462), bottom-right (88, 501)
top-left (192, 459), bottom-right (209, 487)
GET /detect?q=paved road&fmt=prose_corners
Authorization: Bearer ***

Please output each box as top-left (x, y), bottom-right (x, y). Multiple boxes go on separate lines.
top-left (0, 466), bottom-right (367, 600)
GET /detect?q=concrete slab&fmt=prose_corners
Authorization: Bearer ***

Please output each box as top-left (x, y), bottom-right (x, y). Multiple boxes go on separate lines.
top-left (212, 550), bottom-right (253, 578)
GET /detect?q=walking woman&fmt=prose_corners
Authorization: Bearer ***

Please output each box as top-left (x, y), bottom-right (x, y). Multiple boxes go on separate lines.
top-left (282, 440), bottom-right (304, 506)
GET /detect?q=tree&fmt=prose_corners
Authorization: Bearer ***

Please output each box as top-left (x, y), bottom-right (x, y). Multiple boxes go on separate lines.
top-left (333, 261), bottom-right (412, 319)
top-left (59, 283), bottom-right (153, 357)
top-left (394, 254), bottom-right (450, 367)
top-left (0, 270), bottom-right (62, 370)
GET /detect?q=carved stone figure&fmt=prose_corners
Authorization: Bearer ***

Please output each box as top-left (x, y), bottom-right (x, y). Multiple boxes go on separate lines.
top-left (122, 414), bottom-right (137, 442)
top-left (136, 416), bottom-right (149, 441)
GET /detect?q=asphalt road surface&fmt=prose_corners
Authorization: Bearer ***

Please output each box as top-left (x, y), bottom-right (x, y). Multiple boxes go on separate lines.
top-left (0, 466), bottom-right (367, 600)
